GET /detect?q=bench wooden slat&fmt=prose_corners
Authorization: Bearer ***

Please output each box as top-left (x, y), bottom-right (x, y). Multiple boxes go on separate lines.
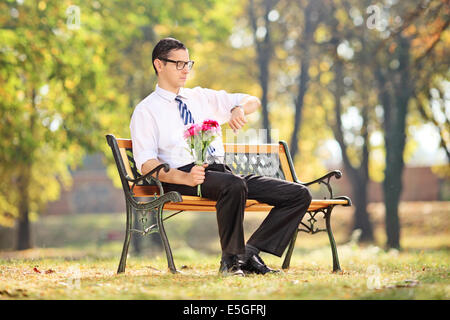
top-left (132, 184), bottom-right (349, 212)
top-left (117, 139), bottom-right (132, 149)
top-left (119, 147), bottom-right (136, 184)
top-left (157, 200), bottom-right (349, 213)
top-left (278, 145), bottom-right (294, 182)
top-left (133, 185), bottom-right (159, 196)
top-left (132, 186), bottom-right (348, 205)
top-left (164, 203), bottom-right (272, 212)
top-left (223, 144), bottom-right (279, 154)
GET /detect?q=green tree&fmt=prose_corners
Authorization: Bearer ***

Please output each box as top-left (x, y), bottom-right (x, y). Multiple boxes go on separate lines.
top-left (321, 0), bottom-right (376, 241)
top-left (372, 0), bottom-right (449, 248)
top-left (0, 0), bottom-right (135, 249)
top-left (320, 0), bottom-right (449, 247)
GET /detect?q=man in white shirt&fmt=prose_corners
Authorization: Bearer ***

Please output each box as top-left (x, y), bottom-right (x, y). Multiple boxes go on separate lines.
top-left (130, 38), bottom-right (312, 276)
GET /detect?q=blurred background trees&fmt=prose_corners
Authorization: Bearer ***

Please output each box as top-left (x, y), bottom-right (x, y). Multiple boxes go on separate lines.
top-left (0, 0), bottom-right (448, 251)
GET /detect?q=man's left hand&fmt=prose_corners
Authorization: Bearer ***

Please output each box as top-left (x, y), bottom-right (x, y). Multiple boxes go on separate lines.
top-left (229, 107), bottom-right (247, 133)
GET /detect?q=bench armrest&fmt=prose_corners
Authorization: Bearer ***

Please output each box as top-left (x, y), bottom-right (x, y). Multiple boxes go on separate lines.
top-left (126, 163), bottom-right (170, 196)
top-left (297, 170), bottom-right (342, 199)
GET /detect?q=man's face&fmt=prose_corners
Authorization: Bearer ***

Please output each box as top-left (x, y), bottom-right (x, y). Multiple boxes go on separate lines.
top-left (156, 49), bottom-right (190, 89)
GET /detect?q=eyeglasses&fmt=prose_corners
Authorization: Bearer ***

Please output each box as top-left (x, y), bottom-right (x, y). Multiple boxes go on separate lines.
top-left (159, 58), bottom-right (195, 70)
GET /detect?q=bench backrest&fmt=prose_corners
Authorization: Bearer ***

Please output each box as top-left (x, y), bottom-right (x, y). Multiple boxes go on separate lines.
top-left (223, 144), bottom-right (294, 182)
top-left (106, 135), bottom-right (140, 196)
top-left (106, 134), bottom-right (298, 195)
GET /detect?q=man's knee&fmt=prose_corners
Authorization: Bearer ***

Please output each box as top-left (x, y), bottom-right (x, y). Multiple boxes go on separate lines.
top-left (289, 184), bottom-right (312, 205)
top-left (225, 175), bottom-right (248, 195)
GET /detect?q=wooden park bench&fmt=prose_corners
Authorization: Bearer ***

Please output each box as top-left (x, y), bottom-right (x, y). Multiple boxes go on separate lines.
top-left (106, 134), bottom-right (352, 274)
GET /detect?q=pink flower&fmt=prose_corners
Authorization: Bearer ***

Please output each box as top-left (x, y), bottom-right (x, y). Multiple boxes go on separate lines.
top-left (182, 119), bottom-right (220, 198)
top-left (183, 123), bottom-right (201, 139)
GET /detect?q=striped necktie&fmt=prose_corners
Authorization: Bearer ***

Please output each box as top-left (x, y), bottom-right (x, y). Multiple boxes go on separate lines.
top-left (175, 96), bottom-right (194, 125)
top-left (175, 96), bottom-right (215, 156)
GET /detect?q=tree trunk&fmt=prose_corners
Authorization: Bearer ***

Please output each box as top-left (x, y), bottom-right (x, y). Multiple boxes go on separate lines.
top-left (380, 35), bottom-right (412, 249)
top-left (351, 176), bottom-right (373, 242)
top-left (16, 170), bottom-right (31, 250)
top-left (331, 55), bottom-right (374, 242)
top-left (383, 176), bottom-right (402, 248)
top-left (248, 0), bottom-right (274, 143)
top-left (16, 87), bottom-right (37, 251)
top-left (289, 0), bottom-right (316, 160)
top-left (259, 58), bottom-right (271, 143)
top-left (289, 56), bottom-right (310, 159)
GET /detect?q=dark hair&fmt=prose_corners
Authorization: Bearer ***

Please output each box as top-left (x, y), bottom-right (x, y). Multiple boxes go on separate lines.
top-left (152, 38), bottom-right (187, 75)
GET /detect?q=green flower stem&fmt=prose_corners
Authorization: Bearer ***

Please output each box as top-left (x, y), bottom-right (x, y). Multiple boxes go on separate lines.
top-left (194, 161), bottom-right (203, 197)
top-left (197, 184), bottom-right (202, 198)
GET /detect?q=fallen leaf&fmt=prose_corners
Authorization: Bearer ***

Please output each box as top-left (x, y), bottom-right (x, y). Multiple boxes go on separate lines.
top-left (395, 280), bottom-right (419, 288)
top-left (45, 269), bottom-right (55, 274)
top-left (0, 289), bottom-right (19, 298)
top-left (33, 267), bottom-right (41, 273)
top-left (145, 266), bottom-right (161, 272)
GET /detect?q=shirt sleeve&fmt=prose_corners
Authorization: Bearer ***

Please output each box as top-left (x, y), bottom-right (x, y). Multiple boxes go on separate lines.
top-left (196, 87), bottom-right (250, 125)
top-left (130, 107), bottom-right (159, 173)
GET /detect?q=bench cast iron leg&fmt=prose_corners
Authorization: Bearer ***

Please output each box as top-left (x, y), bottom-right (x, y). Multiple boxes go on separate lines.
top-left (156, 204), bottom-right (177, 273)
top-left (325, 206), bottom-right (341, 272)
top-left (117, 201), bottom-right (132, 274)
top-left (282, 228), bottom-right (299, 270)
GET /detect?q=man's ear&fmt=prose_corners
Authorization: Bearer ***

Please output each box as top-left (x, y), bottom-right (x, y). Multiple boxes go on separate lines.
top-left (154, 59), bottom-right (163, 73)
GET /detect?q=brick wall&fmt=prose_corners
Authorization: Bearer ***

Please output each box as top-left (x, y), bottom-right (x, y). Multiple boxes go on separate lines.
top-left (43, 154), bottom-right (125, 215)
top-left (333, 166), bottom-right (445, 202)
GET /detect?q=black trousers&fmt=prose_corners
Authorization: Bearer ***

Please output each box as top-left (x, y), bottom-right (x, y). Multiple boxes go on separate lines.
top-left (161, 162), bottom-right (312, 257)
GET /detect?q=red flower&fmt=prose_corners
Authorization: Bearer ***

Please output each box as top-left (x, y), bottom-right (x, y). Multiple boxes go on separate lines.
top-left (203, 119), bottom-right (219, 128)
top-left (200, 119), bottom-right (219, 133)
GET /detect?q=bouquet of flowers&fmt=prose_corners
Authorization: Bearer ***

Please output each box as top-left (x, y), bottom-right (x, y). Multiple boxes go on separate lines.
top-left (184, 119), bottom-right (220, 197)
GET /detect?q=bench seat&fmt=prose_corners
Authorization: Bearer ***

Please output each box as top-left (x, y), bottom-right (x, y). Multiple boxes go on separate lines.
top-left (133, 187), bottom-right (350, 211)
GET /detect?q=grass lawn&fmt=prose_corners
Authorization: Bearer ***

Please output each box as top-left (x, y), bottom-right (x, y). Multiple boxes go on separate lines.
top-left (0, 202), bottom-right (448, 300)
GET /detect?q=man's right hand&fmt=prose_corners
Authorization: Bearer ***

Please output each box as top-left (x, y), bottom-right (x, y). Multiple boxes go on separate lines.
top-left (185, 163), bottom-right (208, 187)
top-left (141, 159), bottom-right (209, 186)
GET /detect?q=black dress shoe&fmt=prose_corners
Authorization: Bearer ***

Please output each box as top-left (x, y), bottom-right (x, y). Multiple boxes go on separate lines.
top-left (218, 256), bottom-right (245, 277)
top-left (240, 254), bottom-right (280, 275)
top-left (254, 254), bottom-right (280, 274)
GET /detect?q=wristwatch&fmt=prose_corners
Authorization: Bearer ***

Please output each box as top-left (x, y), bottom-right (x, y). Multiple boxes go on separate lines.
top-left (231, 104), bottom-right (244, 113)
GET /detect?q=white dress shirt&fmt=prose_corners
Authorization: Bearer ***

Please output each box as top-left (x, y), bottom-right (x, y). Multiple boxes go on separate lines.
top-left (130, 85), bottom-right (250, 172)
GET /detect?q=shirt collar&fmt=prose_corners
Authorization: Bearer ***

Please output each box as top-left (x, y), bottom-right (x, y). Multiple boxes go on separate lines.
top-left (155, 84), bottom-right (188, 102)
